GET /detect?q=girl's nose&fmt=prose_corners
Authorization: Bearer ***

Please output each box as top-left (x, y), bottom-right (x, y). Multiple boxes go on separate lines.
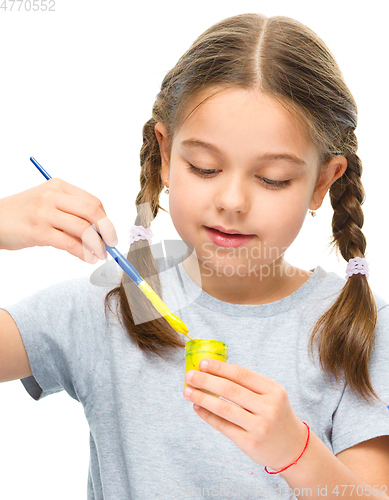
top-left (214, 178), bottom-right (250, 214)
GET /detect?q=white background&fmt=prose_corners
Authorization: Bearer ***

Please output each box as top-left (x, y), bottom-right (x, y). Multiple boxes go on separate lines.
top-left (0, 0), bottom-right (387, 498)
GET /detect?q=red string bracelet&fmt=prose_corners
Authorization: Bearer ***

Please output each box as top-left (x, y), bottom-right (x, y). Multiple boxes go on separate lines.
top-left (264, 421), bottom-right (310, 475)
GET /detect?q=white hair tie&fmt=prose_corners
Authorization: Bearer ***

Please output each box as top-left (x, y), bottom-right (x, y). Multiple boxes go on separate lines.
top-left (128, 225), bottom-right (153, 246)
top-left (345, 257), bottom-right (369, 280)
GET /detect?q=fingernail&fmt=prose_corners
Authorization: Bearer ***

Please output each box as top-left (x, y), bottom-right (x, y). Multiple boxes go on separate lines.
top-left (200, 360), bottom-right (209, 370)
top-left (90, 254), bottom-right (98, 264)
top-left (184, 386), bottom-right (193, 398)
top-left (112, 237), bottom-right (119, 247)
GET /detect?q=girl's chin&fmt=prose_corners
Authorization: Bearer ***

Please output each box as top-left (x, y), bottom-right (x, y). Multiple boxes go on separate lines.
top-left (197, 259), bottom-right (255, 275)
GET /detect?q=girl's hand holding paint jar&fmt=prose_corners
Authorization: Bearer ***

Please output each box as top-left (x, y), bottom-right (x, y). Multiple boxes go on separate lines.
top-left (184, 339), bottom-right (229, 396)
top-left (0, 178), bottom-right (118, 264)
top-left (183, 359), bottom-right (308, 473)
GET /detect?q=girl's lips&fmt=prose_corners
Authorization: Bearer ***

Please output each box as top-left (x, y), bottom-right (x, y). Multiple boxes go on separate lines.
top-left (204, 226), bottom-right (255, 248)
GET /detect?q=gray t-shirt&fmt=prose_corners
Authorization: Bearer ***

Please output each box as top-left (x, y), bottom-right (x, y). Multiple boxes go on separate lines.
top-left (2, 254), bottom-right (389, 500)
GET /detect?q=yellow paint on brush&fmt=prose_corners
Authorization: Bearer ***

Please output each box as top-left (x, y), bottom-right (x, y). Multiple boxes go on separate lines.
top-left (138, 279), bottom-right (191, 339)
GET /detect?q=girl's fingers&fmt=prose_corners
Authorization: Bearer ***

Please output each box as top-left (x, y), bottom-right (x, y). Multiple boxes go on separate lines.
top-left (184, 385), bottom-right (250, 438)
top-left (94, 216), bottom-right (119, 247)
top-left (49, 178), bottom-right (106, 211)
top-left (185, 366), bottom-right (276, 417)
top-left (46, 209), bottom-right (107, 260)
top-left (82, 225), bottom-right (107, 261)
top-left (45, 228), bottom-right (98, 264)
top-left (53, 191), bottom-right (118, 247)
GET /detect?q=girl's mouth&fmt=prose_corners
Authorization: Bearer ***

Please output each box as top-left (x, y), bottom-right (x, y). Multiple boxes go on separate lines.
top-left (204, 226), bottom-right (255, 248)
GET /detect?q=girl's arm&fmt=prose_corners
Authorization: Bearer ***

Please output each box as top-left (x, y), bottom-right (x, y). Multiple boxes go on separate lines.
top-left (0, 179), bottom-right (118, 382)
top-left (0, 309), bottom-right (32, 383)
top-left (184, 359), bottom-right (389, 499)
top-left (281, 430), bottom-right (389, 499)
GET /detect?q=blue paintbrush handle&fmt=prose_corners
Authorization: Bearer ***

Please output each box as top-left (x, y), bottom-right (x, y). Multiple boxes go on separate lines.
top-left (30, 157), bottom-right (143, 285)
top-left (101, 244), bottom-right (143, 284)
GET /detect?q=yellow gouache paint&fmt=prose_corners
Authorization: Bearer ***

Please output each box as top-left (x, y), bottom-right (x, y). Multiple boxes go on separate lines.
top-left (184, 339), bottom-right (229, 396)
top-left (138, 279), bottom-right (191, 339)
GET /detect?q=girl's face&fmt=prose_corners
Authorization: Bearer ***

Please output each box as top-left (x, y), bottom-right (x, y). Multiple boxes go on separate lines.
top-left (156, 87), bottom-right (346, 301)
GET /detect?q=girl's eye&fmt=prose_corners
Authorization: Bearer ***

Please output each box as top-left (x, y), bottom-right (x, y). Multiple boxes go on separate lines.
top-left (186, 163), bottom-right (291, 189)
top-left (187, 163), bottom-right (219, 177)
top-left (255, 176), bottom-right (291, 189)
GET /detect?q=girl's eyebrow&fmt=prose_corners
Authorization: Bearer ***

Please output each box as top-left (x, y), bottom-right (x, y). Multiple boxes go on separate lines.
top-left (180, 138), bottom-right (307, 168)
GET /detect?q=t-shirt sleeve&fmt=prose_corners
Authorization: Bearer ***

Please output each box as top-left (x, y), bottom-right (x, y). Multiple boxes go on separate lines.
top-left (331, 304), bottom-right (389, 455)
top-left (0, 276), bottom-right (109, 405)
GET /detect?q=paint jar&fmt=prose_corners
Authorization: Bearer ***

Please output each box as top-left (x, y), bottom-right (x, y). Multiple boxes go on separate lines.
top-left (184, 339), bottom-right (229, 397)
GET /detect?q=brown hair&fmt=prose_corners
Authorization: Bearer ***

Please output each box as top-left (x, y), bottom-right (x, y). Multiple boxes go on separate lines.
top-left (104, 13), bottom-right (381, 403)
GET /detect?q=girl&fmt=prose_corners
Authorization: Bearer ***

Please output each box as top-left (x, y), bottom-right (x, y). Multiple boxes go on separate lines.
top-left (1, 12), bottom-right (389, 500)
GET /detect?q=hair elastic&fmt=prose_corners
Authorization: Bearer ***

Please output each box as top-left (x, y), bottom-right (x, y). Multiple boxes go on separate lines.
top-left (128, 225), bottom-right (153, 246)
top-left (346, 257), bottom-right (369, 280)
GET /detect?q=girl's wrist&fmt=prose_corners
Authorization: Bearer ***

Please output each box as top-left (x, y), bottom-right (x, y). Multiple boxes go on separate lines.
top-left (265, 420), bottom-right (310, 475)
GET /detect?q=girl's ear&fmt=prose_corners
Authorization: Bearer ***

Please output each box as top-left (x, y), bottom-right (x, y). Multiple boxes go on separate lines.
top-left (155, 122), bottom-right (171, 182)
top-left (309, 156), bottom-right (348, 210)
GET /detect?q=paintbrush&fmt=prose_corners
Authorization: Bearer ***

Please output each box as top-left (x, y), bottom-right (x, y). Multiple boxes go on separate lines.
top-left (30, 157), bottom-right (190, 338)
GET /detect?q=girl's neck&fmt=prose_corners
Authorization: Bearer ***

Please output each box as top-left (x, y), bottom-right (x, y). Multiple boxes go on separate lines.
top-left (181, 251), bottom-right (313, 305)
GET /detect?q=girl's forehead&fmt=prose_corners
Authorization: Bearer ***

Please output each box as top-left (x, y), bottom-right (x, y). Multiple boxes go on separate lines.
top-left (175, 87), bottom-right (318, 166)
top-left (183, 87), bottom-right (294, 117)
top-left (179, 88), bottom-right (307, 139)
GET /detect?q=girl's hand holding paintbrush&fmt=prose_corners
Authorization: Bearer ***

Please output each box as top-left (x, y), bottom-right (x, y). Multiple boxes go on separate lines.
top-left (0, 177), bottom-right (118, 264)
top-left (0, 157), bottom-right (189, 337)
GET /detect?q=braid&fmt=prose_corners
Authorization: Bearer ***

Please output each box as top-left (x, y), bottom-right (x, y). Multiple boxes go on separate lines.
top-left (308, 129), bottom-right (382, 404)
top-left (328, 130), bottom-right (366, 260)
top-left (103, 117), bottom-right (185, 359)
top-left (136, 117), bottom-right (168, 226)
